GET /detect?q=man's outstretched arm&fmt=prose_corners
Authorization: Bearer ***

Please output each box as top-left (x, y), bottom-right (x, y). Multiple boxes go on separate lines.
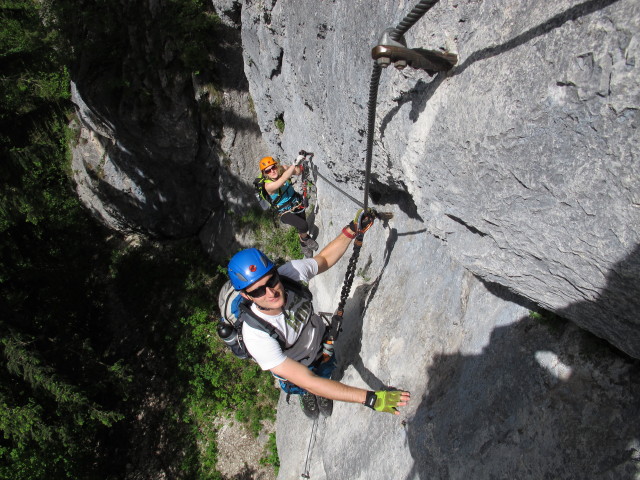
top-left (271, 358), bottom-right (410, 415)
top-left (313, 226), bottom-right (355, 274)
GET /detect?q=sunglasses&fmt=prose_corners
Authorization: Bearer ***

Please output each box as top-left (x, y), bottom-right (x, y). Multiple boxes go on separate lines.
top-left (245, 272), bottom-right (280, 298)
top-left (264, 165), bottom-right (277, 174)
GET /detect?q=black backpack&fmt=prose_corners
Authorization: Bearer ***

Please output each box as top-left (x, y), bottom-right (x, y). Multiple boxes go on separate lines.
top-left (216, 275), bottom-right (313, 360)
top-left (253, 176), bottom-right (273, 211)
top-left (253, 176), bottom-right (303, 212)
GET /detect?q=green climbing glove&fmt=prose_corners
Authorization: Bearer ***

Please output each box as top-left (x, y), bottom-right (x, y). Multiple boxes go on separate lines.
top-left (364, 390), bottom-right (408, 414)
top-left (348, 208), bottom-right (376, 235)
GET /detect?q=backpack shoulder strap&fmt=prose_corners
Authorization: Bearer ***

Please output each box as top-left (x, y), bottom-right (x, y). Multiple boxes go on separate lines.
top-left (238, 302), bottom-right (286, 347)
top-left (280, 275), bottom-right (313, 301)
top-left (254, 177), bottom-right (269, 199)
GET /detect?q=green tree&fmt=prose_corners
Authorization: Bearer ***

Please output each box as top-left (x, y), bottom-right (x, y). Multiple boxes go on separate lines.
top-left (1, 2), bottom-right (278, 478)
top-left (0, 2), bottom-right (127, 478)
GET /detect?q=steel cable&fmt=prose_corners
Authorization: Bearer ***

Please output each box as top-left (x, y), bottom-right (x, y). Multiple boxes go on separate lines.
top-left (335, 0), bottom-right (440, 328)
top-left (391, 0), bottom-right (440, 40)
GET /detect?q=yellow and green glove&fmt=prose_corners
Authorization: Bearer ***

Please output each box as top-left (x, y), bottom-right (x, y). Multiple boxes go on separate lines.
top-left (364, 390), bottom-right (407, 414)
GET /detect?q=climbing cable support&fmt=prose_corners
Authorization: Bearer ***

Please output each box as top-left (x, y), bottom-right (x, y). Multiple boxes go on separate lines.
top-left (363, 0), bottom-right (446, 213)
top-left (302, 3), bottom-right (456, 476)
top-left (334, 0), bottom-right (449, 339)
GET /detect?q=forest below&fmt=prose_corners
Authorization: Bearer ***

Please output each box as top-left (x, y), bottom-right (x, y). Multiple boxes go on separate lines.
top-left (0, 1), bottom-right (283, 478)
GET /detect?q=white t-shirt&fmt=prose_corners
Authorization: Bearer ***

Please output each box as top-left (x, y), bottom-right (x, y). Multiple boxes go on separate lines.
top-left (242, 258), bottom-right (319, 370)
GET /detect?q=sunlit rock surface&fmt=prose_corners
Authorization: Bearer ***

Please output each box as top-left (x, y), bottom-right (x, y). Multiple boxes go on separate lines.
top-left (70, 0), bottom-right (640, 477)
top-left (236, 0), bottom-right (640, 478)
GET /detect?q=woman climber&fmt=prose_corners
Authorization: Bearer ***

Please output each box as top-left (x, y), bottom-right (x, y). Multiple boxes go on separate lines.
top-left (258, 153), bottom-right (318, 256)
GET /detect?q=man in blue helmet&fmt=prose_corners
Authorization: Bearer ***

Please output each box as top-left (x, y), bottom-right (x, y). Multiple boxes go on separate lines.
top-left (226, 211), bottom-right (410, 418)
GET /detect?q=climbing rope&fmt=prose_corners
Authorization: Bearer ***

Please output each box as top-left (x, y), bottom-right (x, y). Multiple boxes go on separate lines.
top-left (332, 0), bottom-right (442, 340)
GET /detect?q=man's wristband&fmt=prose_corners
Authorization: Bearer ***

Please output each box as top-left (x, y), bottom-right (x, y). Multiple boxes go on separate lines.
top-left (342, 226), bottom-right (356, 239)
top-left (364, 390), bottom-right (377, 409)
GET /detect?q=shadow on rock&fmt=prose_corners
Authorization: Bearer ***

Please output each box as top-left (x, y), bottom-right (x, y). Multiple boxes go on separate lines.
top-left (66, 3), bottom-right (259, 239)
top-left (405, 245), bottom-right (640, 479)
top-left (333, 227), bottom-right (402, 391)
top-left (454, 0), bottom-right (624, 78)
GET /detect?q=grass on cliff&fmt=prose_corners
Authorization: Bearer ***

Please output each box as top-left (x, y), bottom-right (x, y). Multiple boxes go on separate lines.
top-left (235, 207), bottom-right (303, 261)
top-left (104, 236), bottom-right (283, 479)
top-left (260, 432), bottom-right (280, 475)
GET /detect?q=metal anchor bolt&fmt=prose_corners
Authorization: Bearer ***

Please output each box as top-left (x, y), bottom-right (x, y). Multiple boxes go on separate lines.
top-left (371, 27), bottom-right (458, 74)
top-left (377, 56), bottom-right (391, 67)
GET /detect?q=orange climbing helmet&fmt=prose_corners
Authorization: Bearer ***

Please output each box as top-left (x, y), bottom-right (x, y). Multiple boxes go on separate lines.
top-left (259, 156), bottom-right (277, 171)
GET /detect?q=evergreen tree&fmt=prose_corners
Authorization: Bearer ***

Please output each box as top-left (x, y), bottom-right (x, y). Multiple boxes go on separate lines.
top-left (1, 2), bottom-right (278, 478)
top-left (1, 2), bottom-right (126, 477)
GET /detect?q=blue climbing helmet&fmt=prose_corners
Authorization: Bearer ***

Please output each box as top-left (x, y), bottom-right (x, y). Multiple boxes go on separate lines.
top-left (227, 248), bottom-right (275, 290)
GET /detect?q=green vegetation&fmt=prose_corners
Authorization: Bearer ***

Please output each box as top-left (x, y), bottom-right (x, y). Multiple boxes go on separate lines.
top-left (260, 432), bottom-right (280, 475)
top-left (110, 239), bottom-right (280, 476)
top-left (1, 3), bottom-right (126, 476)
top-left (236, 207), bottom-right (303, 261)
top-left (0, 2), bottom-right (280, 478)
top-left (248, 94), bottom-right (256, 116)
top-left (274, 114), bottom-right (285, 133)
top-left (529, 309), bottom-right (566, 336)
top-left (50, 0), bottom-right (221, 76)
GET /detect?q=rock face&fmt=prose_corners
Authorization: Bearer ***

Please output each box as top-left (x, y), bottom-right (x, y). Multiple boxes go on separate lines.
top-left (69, 1), bottom-right (264, 239)
top-left (71, 77), bottom-right (217, 237)
top-left (239, 0), bottom-right (640, 358)
top-left (69, 0), bottom-right (640, 478)
top-left (233, 0), bottom-right (640, 478)
top-left (274, 220), bottom-right (640, 479)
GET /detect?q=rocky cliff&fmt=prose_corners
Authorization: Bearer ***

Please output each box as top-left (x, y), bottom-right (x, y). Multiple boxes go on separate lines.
top-left (239, 0), bottom-right (640, 359)
top-left (234, 0), bottom-right (639, 478)
top-left (69, 1), bottom-right (266, 239)
top-left (69, 0), bottom-right (640, 478)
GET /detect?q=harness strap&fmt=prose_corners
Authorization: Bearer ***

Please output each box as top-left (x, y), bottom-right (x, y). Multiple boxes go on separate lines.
top-left (238, 275), bottom-right (314, 348)
top-left (275, 194), bottom-right (304, 215)
top-left (239, 303), bottom-right (286, 346)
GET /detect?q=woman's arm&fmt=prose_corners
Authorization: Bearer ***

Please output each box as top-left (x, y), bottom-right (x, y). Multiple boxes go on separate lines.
top-left (264, 165), bottom-right (302, 194)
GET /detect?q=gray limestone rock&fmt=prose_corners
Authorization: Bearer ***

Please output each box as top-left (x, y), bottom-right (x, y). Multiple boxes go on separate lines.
top-left (239, 0), bottom-right (640, 358)
top-left (275, 205), bottom-right (640, 479)
top-left (234, 0), bottom-right (640, 478)
top-left (70, 2), bottom-right (258, 242)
